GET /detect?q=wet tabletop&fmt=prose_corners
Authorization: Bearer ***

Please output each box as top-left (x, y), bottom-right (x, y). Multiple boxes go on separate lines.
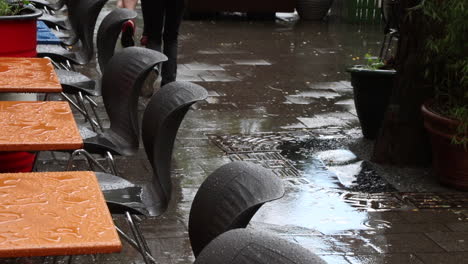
top-left (0, 101), bottom-right (83, 151)
top-left (0, 171), bottom-right (122, 258)
top-left (0, 57), bottom-right (62, 93)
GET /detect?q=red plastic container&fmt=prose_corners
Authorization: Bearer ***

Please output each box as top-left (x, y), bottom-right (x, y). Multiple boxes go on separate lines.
top-left (0, 7), bottom-right (42, 57)
top-left (0, 6), bottom-right (42, 172)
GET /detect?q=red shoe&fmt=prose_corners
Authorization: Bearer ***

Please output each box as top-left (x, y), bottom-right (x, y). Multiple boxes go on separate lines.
top-left (140, 35), bottom-right (148, 46)
top-left (121, 20), bottom-right (135, 47)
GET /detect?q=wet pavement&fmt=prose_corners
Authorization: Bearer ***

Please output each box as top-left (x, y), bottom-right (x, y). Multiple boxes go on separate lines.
top-left (9, 1), bottom-right (468, 263)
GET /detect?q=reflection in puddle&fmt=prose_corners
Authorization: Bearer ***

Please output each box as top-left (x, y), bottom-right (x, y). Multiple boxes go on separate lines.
top-left (253, 138), bottom-right (396, 235)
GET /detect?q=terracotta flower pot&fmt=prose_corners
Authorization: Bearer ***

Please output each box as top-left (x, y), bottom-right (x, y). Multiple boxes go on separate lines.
top-left (296, 0), bottom-right (334, 21)
top-left (422, 101), bottom-right (468, 191)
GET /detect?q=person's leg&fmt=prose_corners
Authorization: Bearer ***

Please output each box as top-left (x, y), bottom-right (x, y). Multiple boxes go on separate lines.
top-left (160, 0), bottom-right (185, 85)
top-left (141, 0), bottom-right (164, 50)
top-left (120, 0), bottom-right (138, 9)
top-left (119, 0), bottom-right (139, 47)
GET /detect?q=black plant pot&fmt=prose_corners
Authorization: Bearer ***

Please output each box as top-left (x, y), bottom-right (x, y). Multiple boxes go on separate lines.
top-left (347, 66), bottom-right (396, 139)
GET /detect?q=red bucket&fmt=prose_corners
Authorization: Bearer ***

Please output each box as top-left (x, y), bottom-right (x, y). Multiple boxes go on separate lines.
top-left (0, 7), bottom-right (42, 172)
top-left (0, 7), bottom-right (42, 57)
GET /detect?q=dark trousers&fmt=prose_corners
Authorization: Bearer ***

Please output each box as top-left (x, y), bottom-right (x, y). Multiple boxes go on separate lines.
top-left (141, 0), bottom-right (185, 85)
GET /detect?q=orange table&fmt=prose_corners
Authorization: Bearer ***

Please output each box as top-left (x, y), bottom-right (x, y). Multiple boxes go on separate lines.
top-left (0, 171), bottom-right (122, 257)
top-left (0, 57), bottom-right (61, 93)
top-left (0, 101), bottom-right (83, 151)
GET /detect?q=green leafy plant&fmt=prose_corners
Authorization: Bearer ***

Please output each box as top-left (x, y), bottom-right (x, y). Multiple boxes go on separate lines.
top-left (0, 0), bottom-right (30, 16)
top-left (364, 53), bottom-right (385, 70)
top-left (419, 0), bottom-right (468, 145)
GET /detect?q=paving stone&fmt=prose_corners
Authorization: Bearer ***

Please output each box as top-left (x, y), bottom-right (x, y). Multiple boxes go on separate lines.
top-left (346, 254), bottom-right (424, 264)
top-left (319, 254), bottom-right (351, 264)
top-left (367, 222), bottom-right (451, 235)
top-left (425, 231), bottom-right (468, 252)
top-left (415, 252), bottom-right (468, 264)
top-left (446, 222), bottom-right (468, 232)
top-left (365, 233), bottom-right (445, 253)
top-left (398, 210), bottom-right (468, 224)
top-left (293, 235), bottom-right (378, 255)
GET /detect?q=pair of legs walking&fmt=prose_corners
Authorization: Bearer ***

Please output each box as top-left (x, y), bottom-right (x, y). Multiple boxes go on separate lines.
top-left (118, 0), bottom-right (185, 85)
top-left (141, 0), bottom-right (185, 85)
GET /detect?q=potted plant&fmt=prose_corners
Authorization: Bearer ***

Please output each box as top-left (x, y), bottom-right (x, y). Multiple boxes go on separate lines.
top-left (296, 0), bottom-right (334, 21)
top-left (419, 0), bottom-right (467, 190)
top-left (0, 0), bottom-right (42, 57)
top-left (347, 54), bottom-right (396, 139)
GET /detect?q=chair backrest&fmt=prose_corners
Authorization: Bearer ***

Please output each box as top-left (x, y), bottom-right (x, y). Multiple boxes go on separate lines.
top-left (141, 81), bottom-right (208, 215)
top-left (194, 229), bottom-right (325, 264)
top-left (97, 8), bottom-right (137, 73)
top-left (101, 47), bottom-right (167, 155)
top-left (30, 0), bottom-right (67, 11)
top-left (69, 0), bottom-right (109, 63)
top-left (188, 161), bottom-right (285, 257)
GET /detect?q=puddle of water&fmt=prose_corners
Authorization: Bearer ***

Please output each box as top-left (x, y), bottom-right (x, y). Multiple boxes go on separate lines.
top-left (253, 137), bottom-right (397, 234)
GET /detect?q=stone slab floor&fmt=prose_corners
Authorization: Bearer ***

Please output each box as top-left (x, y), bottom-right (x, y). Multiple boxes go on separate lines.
top-left (6, 2), bottom-right (468, 264)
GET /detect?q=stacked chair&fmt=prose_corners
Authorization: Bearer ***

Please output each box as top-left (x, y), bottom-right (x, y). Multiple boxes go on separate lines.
top-left (1, 1), bottom-right (325, 263)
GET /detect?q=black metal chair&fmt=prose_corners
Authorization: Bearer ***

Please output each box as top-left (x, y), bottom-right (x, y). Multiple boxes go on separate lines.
top-left (96, 81), bottom-right (208, 215)
top-left (195, 229), bottom-right (325, 264)
top-left (91, 82), bottom-right (207, 264)
top-left (66, 47), bottom-right (167, 174)
top-left (31, 0), bottom-right (67, 11)
top-left (97, 8), bottom-right (138, 73)
top-left (188, 161), bottom-right (285, 257)
top-left (57, 7), bottom-right (138, 94)
top-left (379, 0), bottom-right (401, 59)
top-left (37, 0), bottom-right (108, 65)
top-left (55, 8), bottom-right (138, 131)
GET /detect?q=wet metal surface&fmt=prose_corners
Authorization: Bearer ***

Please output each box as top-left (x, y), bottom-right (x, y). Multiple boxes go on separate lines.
top-left (0, 58), bottom-right (62, 93)
top-left (0, 171), bottom-right (121, 258)
top-left (0, 102), bottom-right (83, 151)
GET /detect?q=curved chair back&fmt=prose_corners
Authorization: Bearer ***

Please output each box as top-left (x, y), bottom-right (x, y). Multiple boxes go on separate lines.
top-left (188, 161), bottom-right (285, 257)
top-left (71, 0), bottom-right (109, 63)
top-left (142, 82), bottom-right (208, 215)
top-left (101, 47), bottom-right (167, 155)
top-left (195, 229), bottom-right (325, 264)
top-left (31, 0), bottom-right (67, 11)
top-left (97, 8), bottom-right (137, 73)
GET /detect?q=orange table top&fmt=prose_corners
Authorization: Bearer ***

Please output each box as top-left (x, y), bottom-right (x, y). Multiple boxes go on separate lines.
top-left (0, 171), bottom-right (122, 258)
top-left (0, 101), bottom-right (83, 152)
top-left (0, 57), bottom-right (62, 93)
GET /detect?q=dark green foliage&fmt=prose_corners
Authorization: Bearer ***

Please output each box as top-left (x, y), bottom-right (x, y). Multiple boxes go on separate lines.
top-left (420, 0), bottom-right (468, 144)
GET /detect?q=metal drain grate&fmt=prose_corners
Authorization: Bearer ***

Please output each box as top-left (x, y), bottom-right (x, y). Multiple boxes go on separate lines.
top-left (342, 192), bottom-right (410, 211)
top-left (208, 132), bottom-right (312, 154)
top-left (208, 131), bottom-right (468, 210)
top-left (401, 192), bottom-right (468, 209)
top-left (229, 152), bottom-right (301, 177)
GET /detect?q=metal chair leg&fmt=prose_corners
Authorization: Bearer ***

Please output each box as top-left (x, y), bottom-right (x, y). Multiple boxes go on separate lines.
top-left (125, 212), bottom-right (156, 264)
top-left (106, 151), bottom-right (118, 176)
top-left (76, 92), bottom-right (97, 132)
top-left (67, 149), bottom-right (108, 173)
top-left (85, 95), bottom-right (104, 131)
top-left (115, 226), bottom-right (157, 263)
top-left (61, 92), bottom-right (100, 130)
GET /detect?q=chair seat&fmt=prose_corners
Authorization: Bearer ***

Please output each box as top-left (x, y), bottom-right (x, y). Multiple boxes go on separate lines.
top-left (96, 172), bottom-right (165, 216)
top-left (31, 0), bottom-right (66, 10)
top-left (37, 44), bottom-right (86, 65)
top-left (39, 13), bottom-right (70, 30)
top-left (0, 171), bottom-right (122, 258)
top-left (83, 130), bottom-right (139, 156)
top-left (56, 69), bottom-right (100, 96)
